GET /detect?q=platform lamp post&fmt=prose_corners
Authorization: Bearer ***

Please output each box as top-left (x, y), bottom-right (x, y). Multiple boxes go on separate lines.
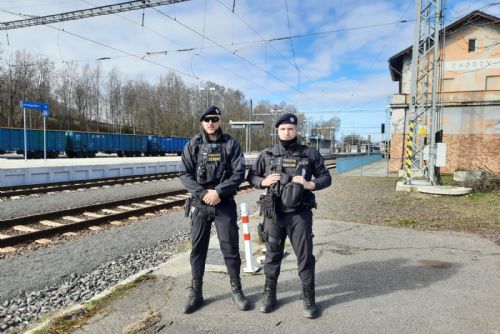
top-left (200, 86), bottom-right (216, 107)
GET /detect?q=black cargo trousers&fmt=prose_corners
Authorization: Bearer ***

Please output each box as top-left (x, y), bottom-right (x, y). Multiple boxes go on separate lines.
top-left (263, 208), bottom-right (315, 286)
top-left (190, 197), bottom-right (241, 281)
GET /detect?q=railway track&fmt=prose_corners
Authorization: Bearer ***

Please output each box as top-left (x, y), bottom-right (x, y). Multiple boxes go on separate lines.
top-left (0, 188), bottom-right (192, 249)
top-left (1, 160), bottom-right (336, 199)
top-left (0, 163), bottom-right (335, 250)
top-left (0, 171), bottom-right (181, 198)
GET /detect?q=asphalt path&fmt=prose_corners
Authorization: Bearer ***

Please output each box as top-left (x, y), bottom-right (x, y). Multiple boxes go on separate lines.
top-left (73, 216), bottom-right (500, 334)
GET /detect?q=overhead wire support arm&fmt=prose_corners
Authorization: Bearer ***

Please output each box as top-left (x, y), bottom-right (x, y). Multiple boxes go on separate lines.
top-left (0, 0), bottom-right (190, 31)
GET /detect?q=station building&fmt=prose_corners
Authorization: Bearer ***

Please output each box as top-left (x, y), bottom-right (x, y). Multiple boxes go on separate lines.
top-left (388, 10), bottom-right (500, 174)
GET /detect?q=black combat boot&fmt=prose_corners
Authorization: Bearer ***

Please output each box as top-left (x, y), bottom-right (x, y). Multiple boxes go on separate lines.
top-left (230, 277), bottom-right (250, 311)
top-left (259, 278), bottom-right (277, 313)
top-left (302, 284), bottom-right (318, 319)
top-left (183, 280), bottom-right (203, 314)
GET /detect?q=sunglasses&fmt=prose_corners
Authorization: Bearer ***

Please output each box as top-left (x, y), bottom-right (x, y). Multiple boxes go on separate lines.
top-left (202, 116), bottom-right (220, 123)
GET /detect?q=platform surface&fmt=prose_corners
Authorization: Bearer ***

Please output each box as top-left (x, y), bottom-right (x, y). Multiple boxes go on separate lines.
top-left (0, 155), bottom-right (258, 187)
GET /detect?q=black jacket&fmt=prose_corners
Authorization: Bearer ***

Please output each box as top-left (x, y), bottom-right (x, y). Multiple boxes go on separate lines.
top-left (180, 129), bottom-right (245, 200)
top-left (247, 141), bottom-right (332, 208)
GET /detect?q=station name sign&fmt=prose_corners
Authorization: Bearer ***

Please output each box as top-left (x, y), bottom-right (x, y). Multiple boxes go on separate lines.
top-left (444, 58), bottom-right (500, 72)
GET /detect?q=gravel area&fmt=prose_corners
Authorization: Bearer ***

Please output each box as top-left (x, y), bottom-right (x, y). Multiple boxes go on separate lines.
top-left (315, 175), bottom-right (500, 244)
top-left (0, 184), bottom-right (261, 333)
top-left (0, 171), bottom-right (498, 333)
top-left (0, 211), bottom-right (190, 333)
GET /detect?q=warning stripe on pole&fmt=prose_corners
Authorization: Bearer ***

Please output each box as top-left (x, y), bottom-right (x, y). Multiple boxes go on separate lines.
top-left (240, 203), bottom-right (259, 273)
top-left (405, 120), bottom-right (414, 180)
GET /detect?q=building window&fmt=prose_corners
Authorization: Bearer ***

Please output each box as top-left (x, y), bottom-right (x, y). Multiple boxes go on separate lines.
top-left (468, 39), bottom-right (476, 52)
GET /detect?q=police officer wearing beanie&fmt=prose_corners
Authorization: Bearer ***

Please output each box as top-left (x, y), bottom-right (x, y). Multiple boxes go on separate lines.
top-left (180, 105), bottom-right (250, 314)
top-left (247, 112), bottom-right (331, 319)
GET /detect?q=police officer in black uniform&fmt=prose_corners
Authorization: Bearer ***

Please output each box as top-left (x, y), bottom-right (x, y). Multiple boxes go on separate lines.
top-left (247, 112), bottom-right (331, 319)
top-left (180, 105), bottom-right (250, 314)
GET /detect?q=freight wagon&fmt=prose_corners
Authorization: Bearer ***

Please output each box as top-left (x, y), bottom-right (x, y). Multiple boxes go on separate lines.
top-left (0, 128), bottom-right (189, 159)
top-left (0, 128), bottom-right (65, 158)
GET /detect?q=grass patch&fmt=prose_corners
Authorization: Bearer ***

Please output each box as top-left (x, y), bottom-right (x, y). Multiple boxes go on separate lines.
top-left (394, 219), bottom-right (423, 226)
top-left (440, 174), bottom-right (456, 186)
top-left (32, 275), bottom-right (157, 334)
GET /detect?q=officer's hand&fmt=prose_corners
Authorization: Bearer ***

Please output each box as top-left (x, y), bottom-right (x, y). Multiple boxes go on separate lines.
top-left (261, 173), bottom-right (281, 188)
top-left (292, 176), bottom-right (316, 190)
top-left (203, 189), bottom-right (221, 206)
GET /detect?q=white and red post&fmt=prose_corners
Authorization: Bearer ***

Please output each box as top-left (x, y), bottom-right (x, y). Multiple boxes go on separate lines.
top-left (240, 203), bottom-right (259, 273)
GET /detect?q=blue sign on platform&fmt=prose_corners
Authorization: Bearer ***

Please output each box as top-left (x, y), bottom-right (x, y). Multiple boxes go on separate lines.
top-left (21, 101), bottom-right (49, 111)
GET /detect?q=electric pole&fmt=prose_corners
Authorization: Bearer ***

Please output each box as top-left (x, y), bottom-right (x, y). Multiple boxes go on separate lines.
top-left (405, 0), bottom-right (444, 185)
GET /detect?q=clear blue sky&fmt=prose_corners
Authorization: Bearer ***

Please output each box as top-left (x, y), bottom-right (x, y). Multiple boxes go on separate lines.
top-left (1, 0), bottom-right (498, 142)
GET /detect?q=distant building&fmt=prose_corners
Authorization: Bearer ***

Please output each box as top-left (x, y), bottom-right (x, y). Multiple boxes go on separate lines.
top-left (388, 11), bottom-right (500, 174)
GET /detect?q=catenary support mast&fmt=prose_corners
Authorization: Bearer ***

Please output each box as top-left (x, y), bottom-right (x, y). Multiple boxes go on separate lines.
top-left (0, 0), bottom-right (189, 30)
top-left (405, 0), bottom-right (444, 185)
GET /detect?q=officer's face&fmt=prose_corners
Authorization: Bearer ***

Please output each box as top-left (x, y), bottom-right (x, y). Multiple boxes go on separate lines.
top-left (201, 116), bottom-right (221, 135)
top-left (277, 124), bottom-right (297, 140)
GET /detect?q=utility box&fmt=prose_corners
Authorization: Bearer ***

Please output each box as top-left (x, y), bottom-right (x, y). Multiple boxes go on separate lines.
top-left (435, 143), bottom-right (447, 167)
top-left (423, 143), bottom-right (447, 167)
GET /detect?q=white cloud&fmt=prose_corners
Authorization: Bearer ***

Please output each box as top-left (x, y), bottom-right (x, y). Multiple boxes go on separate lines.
top-left (0, 0), bottom-right (489, 126)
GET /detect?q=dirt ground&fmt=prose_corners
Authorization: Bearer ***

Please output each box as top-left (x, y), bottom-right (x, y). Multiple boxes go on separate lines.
top-left (315, 175), bottom-right (500, 245)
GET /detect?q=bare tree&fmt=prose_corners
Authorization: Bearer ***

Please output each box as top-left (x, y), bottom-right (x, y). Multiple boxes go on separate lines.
top-left (54, 62), bottom-right (78, 129)
top-left (106, 67), bottom-right (123, 133)
top-left (1, 51), bottom-right (37, 127)
top-left (91, 63), bottom-right (103, 131)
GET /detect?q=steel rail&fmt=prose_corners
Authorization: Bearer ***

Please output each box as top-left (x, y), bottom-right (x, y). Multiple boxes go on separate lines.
top-left (0, 164), bottom-right (335, 248)
top-left (0, 189), bottom-right (187, 230)
top-left (0, 172), bottom-right (181, 198)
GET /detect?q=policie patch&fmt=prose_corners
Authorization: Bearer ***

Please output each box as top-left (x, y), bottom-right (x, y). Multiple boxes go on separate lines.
top-left (282, 158), bottom-right (297, 168)
top-left (207, 153), bottom-right (222, 162)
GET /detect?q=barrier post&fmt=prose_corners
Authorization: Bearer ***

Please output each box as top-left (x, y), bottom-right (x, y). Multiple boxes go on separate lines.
top-left (240, 203), bottom-right (259, 273)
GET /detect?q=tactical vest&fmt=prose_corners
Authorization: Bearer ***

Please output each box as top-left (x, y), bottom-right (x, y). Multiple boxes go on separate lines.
top-left (266, 144), bottom-right (314, 211)
top-left (267, 144), bottom-right (310, 179)
top-left (193, 134), bottom-right (231, 185)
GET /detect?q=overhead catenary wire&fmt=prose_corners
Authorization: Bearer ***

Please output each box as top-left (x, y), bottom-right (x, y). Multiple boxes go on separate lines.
top-left (339, 0), bottom-right (415, 111)
top-left (284, 0), bottom-right (300, 89)
top-left (0, 2), bottom-right (427, 119)
top-left (0, 0), bottom-right (190, 30)
top-left (141, 2), bottom-right (326, 106)
top-left (78, 0), bottom-right (276, 93)
top-left (2, 2), bottom-right (294, 97)
top-left (0, 3), bottom-right (276, 99)
top-left (0, 8), bottom-right (199, 80)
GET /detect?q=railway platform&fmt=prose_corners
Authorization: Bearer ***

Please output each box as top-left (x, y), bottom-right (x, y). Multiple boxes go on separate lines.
top-left (25, 201), bottom-right (500, 334)
top-left (0, 155), bottom-right (258, 187)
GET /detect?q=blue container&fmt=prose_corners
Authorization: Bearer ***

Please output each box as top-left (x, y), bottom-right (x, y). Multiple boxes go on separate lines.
top-left (0, 128), bottom-right (64, 158)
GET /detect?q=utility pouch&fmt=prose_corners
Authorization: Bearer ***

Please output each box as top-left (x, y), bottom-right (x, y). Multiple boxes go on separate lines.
top-left (184, 197), bottom-right (192, 218)
top-left (257, 222), bottom-right (265, 242)
top-left (191, 197), bottom-right (216, 218)
top-left (281, 182), bottom-right (304, 208)
top-left (258, 192), bottom-right (276, 221)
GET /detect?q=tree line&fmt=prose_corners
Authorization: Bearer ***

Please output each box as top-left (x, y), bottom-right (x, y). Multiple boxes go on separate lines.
top-left (0, 49), bottom-right (339, 151)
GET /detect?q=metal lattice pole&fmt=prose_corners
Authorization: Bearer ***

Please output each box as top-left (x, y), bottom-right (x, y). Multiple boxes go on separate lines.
top-left (405, 0), bottom-right (443, 185)
top-left (0, 0), bottom-right (189, 30)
